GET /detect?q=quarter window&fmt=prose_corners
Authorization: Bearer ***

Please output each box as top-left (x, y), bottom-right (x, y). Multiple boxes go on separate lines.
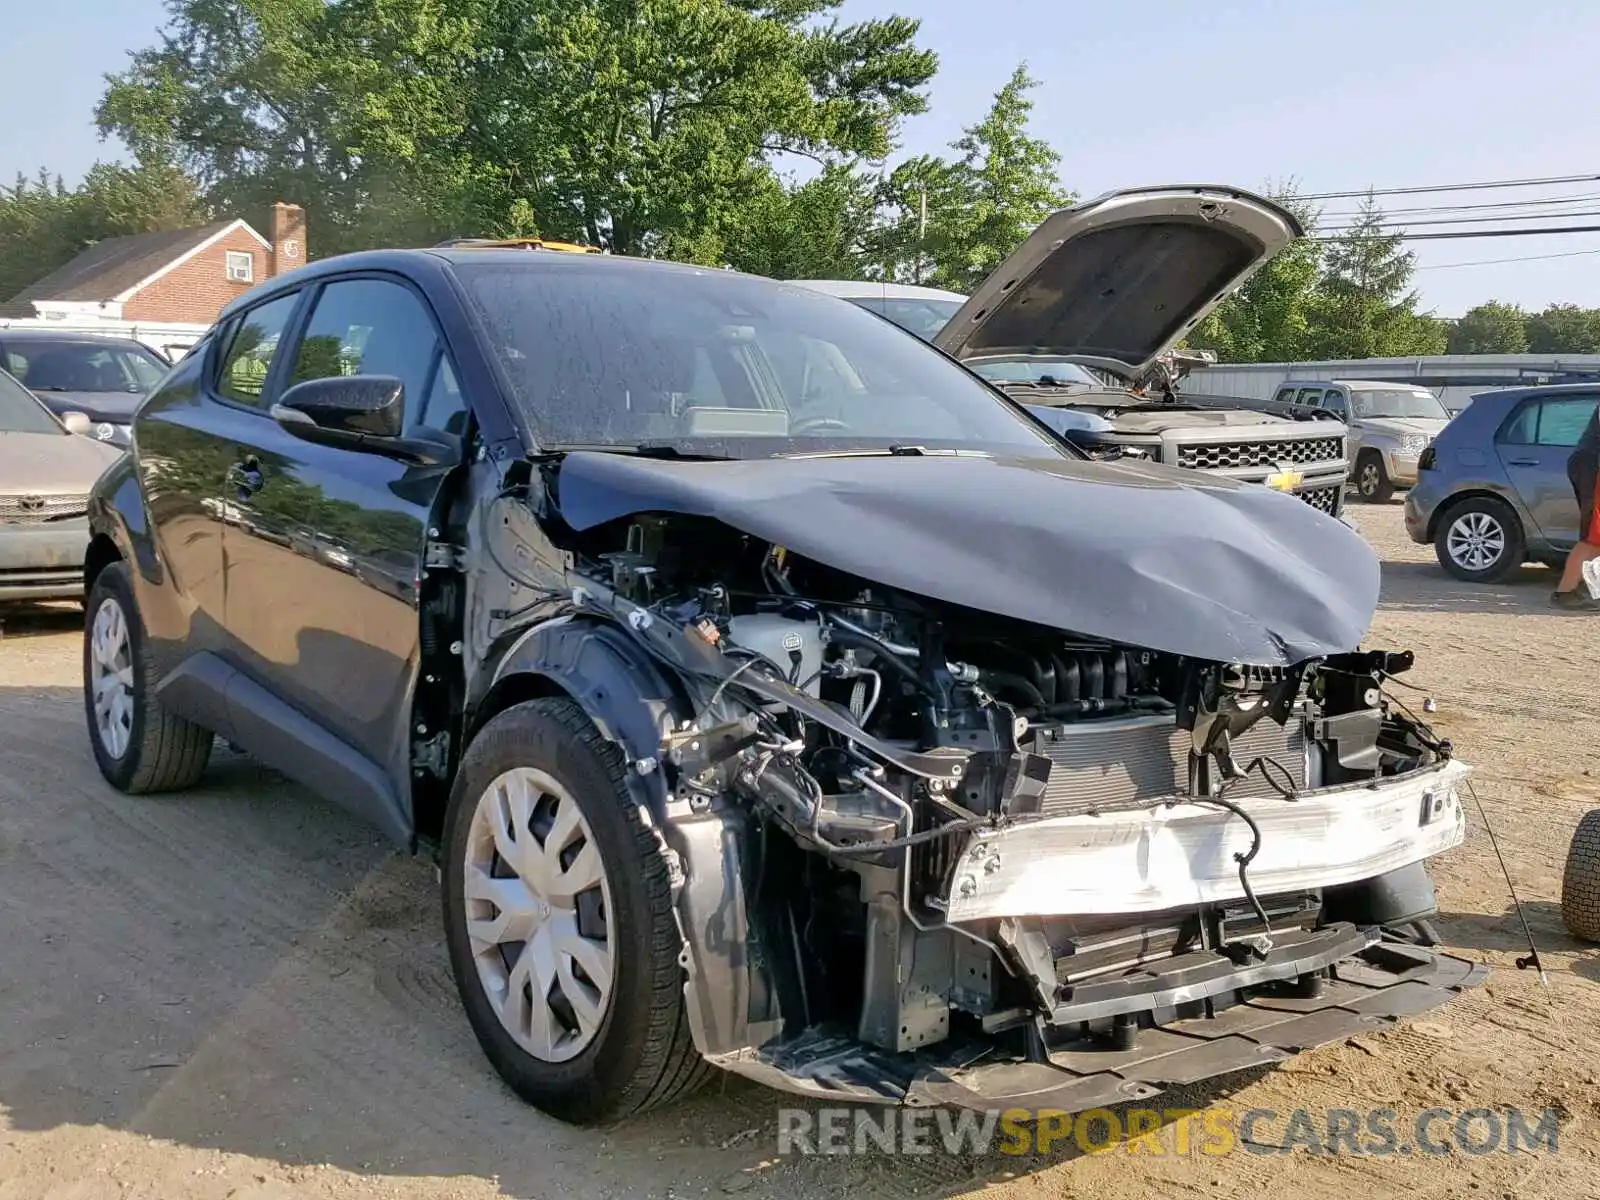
top-left (214, 292), bottom-right (300, 407)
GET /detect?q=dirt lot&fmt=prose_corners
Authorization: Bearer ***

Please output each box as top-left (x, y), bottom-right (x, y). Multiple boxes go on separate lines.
top-left (3, 502), bottom-right (1600, 1200)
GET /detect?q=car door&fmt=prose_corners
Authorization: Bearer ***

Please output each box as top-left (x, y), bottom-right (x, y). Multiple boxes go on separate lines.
top-left (1497, 393), bottom-right (1598, 549)
top-left (220, 272), bottom-right (466, 788)
top-left (131, 293), bottom-right (304, 658)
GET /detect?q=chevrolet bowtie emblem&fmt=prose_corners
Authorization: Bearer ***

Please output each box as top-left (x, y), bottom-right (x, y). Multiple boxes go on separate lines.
top-left (1264, 466), bottom-right (1303, 492)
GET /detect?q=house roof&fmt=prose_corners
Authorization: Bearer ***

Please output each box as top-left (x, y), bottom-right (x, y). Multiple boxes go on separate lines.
top-left (0, 219), bottom-right (269, 316)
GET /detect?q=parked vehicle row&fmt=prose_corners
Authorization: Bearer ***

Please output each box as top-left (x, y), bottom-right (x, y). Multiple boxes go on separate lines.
top-left (794, 188), bottom-right (1355, 517)
top-left (79, 186), bottom-right (1484, 1127)
top-left (0, 368), bottom-right (124, 601)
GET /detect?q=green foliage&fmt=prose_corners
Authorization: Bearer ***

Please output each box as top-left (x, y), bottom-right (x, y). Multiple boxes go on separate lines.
top-left (0, 160), bottom-right (207, 300)
top-left (1188, 187), bottom-right (1322, 363)
top-left (1446, 301), bottom-right (1529, 354)
top-left (96, 0), bottom-right (937, 260)
top-left (1301, 194), bottom-right (1446, 359)
top-left (1526, 303), bottom-right (1600, 353)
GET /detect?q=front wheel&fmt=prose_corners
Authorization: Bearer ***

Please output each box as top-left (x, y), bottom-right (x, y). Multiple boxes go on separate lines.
top-left (441, 698), bottom-right (711, 1124)
top-left (1433, 497), bottom-right (1525, 583)
top-left (1355, 450), bottom-right (1395, 503)
top-left (1562, 810), bottom-right (1600, 943)
top-left (83, 561), bottom-right (213, 792)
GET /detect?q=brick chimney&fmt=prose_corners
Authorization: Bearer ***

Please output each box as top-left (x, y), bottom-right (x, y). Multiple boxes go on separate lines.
top-left (269, 202), bottom-right (307, 277)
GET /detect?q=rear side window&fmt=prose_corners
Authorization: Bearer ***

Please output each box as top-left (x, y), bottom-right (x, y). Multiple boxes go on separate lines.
top-left (1515, 395), bottom-right (1600, 447)
top-left (1294, 387), bottom-right (1324, 406)
top-left (214, 293), bottom-right (301, 407)
top-left (1273, 387), bottom-right (1298, 405)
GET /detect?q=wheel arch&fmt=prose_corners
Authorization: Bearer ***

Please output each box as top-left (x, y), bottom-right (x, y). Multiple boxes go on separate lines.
top-left (1426, 488), bottom-right (1525, 543)
top-left (83, 532), bottom-right (123, 596)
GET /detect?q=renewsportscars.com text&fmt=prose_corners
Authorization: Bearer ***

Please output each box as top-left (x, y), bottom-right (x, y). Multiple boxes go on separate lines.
top-left (777, 1106), bottom-right (1562, 1158)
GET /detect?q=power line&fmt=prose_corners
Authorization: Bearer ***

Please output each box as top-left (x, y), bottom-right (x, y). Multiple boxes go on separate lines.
top-left (1308, 223), bottom-right (1600, 243)
top-left (1318, 206), bottom-right (1600, 234)
top-left (1299, 172), bottom-right (1600, 201)
top-left (1414, 246), bottom-right (1600, 270)
top-left (1319, 190), bottom-right (1600, 220)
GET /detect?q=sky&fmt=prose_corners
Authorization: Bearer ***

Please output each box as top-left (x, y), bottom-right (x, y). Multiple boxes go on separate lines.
top-left (5, 0), bottom-right (1600, 317)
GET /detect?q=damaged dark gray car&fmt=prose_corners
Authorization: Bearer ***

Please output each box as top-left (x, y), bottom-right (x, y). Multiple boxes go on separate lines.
top-left (84, 219), bottom-right (1485, 1127)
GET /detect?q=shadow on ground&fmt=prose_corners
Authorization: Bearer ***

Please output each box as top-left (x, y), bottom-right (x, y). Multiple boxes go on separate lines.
top-left (0, 679), bottom-right (1287, 1197)
top-left (1376, 560), bottom-right (1568, 616)
top-left (0, 601), bottom-right (82, 640)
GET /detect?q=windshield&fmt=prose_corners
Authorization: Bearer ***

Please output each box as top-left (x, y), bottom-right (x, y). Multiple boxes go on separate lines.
top-left (3, 338), bottom-right (168, 394)
top-left (0, 370), bottom-right (64, 434)
top-left (1351, 388), bottom-right (1449, 420)
top-left (967, 359), bottom-right (1102, 387)
top-left (843, 296), bottom-right (965, 342)
top-left (455, 261), bottom-right (1071, 459)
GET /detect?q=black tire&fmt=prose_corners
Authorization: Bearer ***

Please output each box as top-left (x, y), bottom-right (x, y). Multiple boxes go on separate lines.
top-left (1355, 450), bottom-right (1395, 503)
top-left (1432, 495), bottom-right (1525, 583)
top-left (441, 697), bottom-right (711, 1124)
top-left (1561, 810), bottom-right (1600, 943)
top-left (83, 561), bottom-right (213, 793)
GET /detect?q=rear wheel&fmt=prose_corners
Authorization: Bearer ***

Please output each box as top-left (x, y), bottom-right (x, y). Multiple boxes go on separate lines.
top-left (1356, 450), bottom-right (1394, 503)
top-left (1433, 496), bottom-right (1524, 583)
top-left (441, 698), bottom-right (710, 1124)
top-left (83, 561), bottom-right (213, 792)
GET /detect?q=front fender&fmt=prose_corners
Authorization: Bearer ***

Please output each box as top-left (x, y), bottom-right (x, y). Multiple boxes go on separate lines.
top-left (481, 615), bottom-right (787, 1060)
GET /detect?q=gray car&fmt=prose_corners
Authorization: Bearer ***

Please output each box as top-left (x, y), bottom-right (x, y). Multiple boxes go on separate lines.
top-left (1273, 380), bottom-right (1452, 503)
top-left (1404, 383), bottom-right (1598, 581)
top-left (0, 367), bottom-right (124, 602)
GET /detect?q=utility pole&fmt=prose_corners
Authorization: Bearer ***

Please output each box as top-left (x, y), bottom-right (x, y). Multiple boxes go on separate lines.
top-left (914, 182), bottom-right (928, 284)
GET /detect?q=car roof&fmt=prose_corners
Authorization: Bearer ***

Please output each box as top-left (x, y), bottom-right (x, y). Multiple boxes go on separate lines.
top-left (216, 245), bottom-right (825, 323)
top-left (1466, 381), bottom-right (1600, 404)
top-left (1326, 379), bottom-right (1438, 392)
top-left (0, 329), bottom-right (155, 348)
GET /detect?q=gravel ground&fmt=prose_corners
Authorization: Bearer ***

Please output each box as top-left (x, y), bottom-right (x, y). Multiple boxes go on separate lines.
top-left (2, 501), bottom-right (1599, 1199)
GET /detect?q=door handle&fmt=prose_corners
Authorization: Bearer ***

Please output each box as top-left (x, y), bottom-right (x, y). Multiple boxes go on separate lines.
top-left (1505, 458), bottom-right (1539, 467)
top-left (226, 460), bottom-right (264, 498)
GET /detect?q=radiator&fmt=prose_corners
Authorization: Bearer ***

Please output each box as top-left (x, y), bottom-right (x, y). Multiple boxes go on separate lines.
top-left (1032, 711), bottom-right (1308, 818)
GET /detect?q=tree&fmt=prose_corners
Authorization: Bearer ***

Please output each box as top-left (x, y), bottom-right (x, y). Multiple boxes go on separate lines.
top-left (721, 163), bottom-right (879, 279)
top-left (1526, 303), bottom-right (1600, 353)
top-left (1187, 186), bottom-right (1321, 363)
top-left (97, 0), bottom-right (939, 261)
top-left (1302, 194), bottom-right (1445, 359)
top-left (0, 160), bottom-right (207, 301)
top-left (1445, 301), bottom-right (1528, 354)
top-left (889, 64), bottom-right (1069, 292)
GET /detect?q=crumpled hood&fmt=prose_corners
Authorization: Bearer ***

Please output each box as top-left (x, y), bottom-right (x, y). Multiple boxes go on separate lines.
top-left (554, 450), bottom-right (1380, 667)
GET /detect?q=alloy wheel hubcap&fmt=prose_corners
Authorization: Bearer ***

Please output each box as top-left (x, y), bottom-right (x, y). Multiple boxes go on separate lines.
top-left (1446, 511), bottom-right (1505, 572)
top-left (90, 596), bottom-right (135, 759)
top-left (464, 766), bottom-right (615, 1063)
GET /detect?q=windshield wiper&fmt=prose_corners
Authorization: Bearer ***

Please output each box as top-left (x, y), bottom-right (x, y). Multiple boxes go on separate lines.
top-left (540, 441), bottom-right (734, 461)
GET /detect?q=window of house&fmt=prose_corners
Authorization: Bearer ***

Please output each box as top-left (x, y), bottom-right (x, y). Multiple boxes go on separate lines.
top-left (226, 251), bottom-right (255, 283)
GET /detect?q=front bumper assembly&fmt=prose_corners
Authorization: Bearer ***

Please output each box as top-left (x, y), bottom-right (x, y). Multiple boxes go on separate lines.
top-left (713, 930), bottom-right (1487, 1113)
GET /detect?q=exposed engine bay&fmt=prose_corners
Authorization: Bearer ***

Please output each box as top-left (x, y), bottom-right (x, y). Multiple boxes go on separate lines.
top-left (511, 489), bottom-right (1485, 1110)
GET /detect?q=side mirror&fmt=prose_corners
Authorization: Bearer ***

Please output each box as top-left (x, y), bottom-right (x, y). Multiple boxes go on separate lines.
top-left (270, 375), bottom-right (460, 468)
top-left (60, 411), bottom-right (91, 436)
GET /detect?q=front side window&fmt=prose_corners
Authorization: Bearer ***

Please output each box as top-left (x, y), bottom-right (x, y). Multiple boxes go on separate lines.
top-left (290, 278), bottom-right (442, 428)
top-left (214, 292), bottom-right (300, 407)
top-left (455, 261), bottom-right (1070, 459)
top-left (1294, 387), bottom-right (1325, 407)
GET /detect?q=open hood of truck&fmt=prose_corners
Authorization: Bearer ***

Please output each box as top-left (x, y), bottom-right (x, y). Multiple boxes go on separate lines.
top-left (553, 449), bottom-right (1378, 668)
top-left (932, 186), bottom-right (1304, 382)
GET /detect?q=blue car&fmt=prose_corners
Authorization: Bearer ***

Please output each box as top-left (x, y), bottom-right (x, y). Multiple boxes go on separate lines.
top-left (1405, 383), bottom-right (1598, 581)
